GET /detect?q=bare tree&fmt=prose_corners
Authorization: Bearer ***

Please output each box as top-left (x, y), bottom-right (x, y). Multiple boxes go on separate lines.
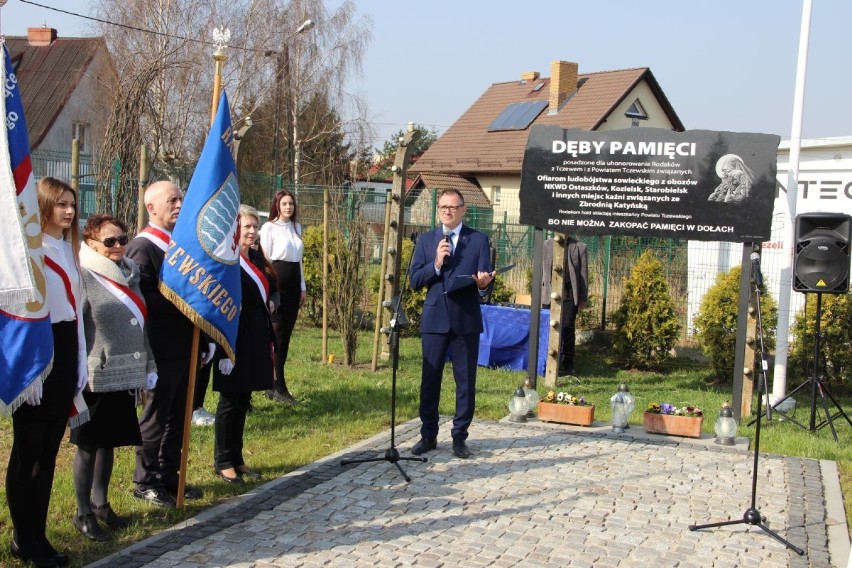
top-left (277, 0), bottom-right (372, 185)
top-left (302, 188), bottom-right (370, 365)
top-left (90, 0), bottom-right (371, 194)
top-left (94, 59), bottom-right (165, 226)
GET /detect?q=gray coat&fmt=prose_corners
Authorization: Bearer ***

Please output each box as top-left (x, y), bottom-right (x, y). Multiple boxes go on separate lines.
top-left (80, 243), bottom-right (156, 392)
top-left (541, 237), bottom-right (588, 307)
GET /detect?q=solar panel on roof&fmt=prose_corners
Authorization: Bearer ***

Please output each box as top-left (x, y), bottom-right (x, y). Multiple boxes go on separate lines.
top-left (487, 100), bottom-right (548, 132)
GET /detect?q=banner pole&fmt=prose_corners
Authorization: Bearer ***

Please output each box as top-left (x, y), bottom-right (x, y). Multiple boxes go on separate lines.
top-left (176, 328), bottom-right (200, 509)
top-left (175, 28), bottom-right (229, 509)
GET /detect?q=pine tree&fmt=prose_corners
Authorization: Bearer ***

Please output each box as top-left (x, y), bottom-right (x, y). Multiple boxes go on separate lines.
top-left (612, 250), bottom-right (681, 369)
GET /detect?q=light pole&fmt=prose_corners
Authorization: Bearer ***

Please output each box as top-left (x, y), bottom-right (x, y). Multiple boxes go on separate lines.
top-left (270, 18), bottom-right (315, 188)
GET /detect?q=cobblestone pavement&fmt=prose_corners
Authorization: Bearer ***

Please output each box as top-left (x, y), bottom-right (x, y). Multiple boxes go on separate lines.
top-left (89, 418), bottom-right (849, 568)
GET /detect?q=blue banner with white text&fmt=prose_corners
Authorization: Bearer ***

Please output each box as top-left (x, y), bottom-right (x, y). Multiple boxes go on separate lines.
top-left (160, 92), bottom-right (241, 361)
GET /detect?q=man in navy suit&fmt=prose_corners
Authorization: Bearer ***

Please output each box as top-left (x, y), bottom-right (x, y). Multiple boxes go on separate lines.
top-left (408, 189), bottom-right (494, 459)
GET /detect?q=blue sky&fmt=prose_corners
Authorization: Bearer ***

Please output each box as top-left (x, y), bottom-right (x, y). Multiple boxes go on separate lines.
top-left (2, 1), bottom-right (850, 151)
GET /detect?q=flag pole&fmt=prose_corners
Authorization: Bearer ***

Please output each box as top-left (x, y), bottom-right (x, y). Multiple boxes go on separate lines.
top-left (176, 329), bottom-right (200, 509)
top-left (209, 34), bottom-right (227, 124)
top-left (771, 0), bottom-right (812, 405)
top-left (175, 27), bottom-right (230, 509)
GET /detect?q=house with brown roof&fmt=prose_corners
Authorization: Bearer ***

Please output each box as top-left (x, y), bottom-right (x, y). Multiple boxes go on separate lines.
top-left (4, 27), bottom-right (116, 159)
top-left (409, 60), bottom-right (684, 225)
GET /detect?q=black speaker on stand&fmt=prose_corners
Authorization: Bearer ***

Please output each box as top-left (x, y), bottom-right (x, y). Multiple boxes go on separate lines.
top-left (793, 212), bottom-right (851, 294)
top-left (760, 212), bottom-right (852, 441)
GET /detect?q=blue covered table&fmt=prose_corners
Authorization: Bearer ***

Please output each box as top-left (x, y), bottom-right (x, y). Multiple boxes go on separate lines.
top-left (478, 304), bottom-right (550, 375)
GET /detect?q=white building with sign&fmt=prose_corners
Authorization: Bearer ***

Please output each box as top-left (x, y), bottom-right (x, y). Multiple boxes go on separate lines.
top-left (687, 136), bottom-right (852, 332)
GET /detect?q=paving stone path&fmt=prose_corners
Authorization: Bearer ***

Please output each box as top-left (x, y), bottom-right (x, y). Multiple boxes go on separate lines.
top-left (89, 418), bottom-right (849, 567)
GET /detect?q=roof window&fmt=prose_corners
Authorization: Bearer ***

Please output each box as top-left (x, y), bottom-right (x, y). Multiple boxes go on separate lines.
top-left (625, 98), bottom-right (648, 120)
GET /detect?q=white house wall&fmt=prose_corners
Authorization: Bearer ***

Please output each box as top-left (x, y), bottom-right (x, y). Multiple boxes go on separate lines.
top-left (686, 137), bottom-right (852, 334)
top-left (477, 174), bottom-right (519, 223)
top-left (36, 55), bottom-right (108, 154)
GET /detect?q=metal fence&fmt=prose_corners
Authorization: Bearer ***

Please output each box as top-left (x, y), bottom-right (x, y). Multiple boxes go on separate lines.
top-left (28, 149), bottom-right (733, 339)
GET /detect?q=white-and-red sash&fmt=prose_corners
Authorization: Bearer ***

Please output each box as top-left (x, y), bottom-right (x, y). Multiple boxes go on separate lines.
top-left (44, 255), bottom-right (77, 312)
top-left (87, 270), bottom-right (147, 329)
top-left (240, 253), bottom-right (269, 305)
top-left (45, 254), bottom-right (90, 426)
top-left (137, 225), bottom-right (171, 252)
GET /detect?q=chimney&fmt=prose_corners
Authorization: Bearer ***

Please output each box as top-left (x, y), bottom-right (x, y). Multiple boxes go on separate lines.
top-left (28, 27), bottom-right (58, 47)
top-left (549, 60), bottom-right (578, 114)
top-left (520, 71), bottom-right (540, 82)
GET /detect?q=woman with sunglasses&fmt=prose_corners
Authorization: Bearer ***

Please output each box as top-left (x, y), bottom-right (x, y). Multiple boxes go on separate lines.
top-left (69, 214), bottom-right (157, 541)
top-left (7, 177), bottom-right (86, 567)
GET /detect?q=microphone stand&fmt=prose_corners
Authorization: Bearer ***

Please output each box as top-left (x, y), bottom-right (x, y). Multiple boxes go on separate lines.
top-left (340, 245), bottom-right (426, 482)
top-left (689, 263), bottom-right (804, 555)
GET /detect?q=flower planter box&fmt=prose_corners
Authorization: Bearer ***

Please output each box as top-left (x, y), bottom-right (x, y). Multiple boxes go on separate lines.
top-left (537, 402), bottom-right (595, 426)
top-left (642, 412), bottom-right (703, 438)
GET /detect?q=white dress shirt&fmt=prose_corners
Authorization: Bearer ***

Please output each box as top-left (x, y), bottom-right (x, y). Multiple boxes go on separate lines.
top-left (259, 219), bottom-right (306, 292)
top-left (42, 233), bottom-right (82, 323)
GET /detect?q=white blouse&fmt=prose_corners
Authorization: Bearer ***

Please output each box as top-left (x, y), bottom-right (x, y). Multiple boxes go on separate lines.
top-left (42, 233), bottom-right (82, 324)
top-left (43, 233), bottom-right (87, 371)
top-left (259, 219), bottom-right (306, 292)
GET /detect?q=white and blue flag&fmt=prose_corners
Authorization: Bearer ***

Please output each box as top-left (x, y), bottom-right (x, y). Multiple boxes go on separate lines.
top-left (160, 91), bottom-right (241, 361)
top-left (0, 42), bottom-right (53, 411)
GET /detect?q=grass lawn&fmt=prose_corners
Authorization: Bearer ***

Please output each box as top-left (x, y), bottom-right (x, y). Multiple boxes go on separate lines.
top-left (0, 324), bottom-right (850, 566)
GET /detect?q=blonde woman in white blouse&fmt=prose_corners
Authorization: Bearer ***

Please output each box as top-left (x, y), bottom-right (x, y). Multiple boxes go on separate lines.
top-left (258, 189), bottom-right (305, 405)
top-left (7, 177), bottom-right (86, 567)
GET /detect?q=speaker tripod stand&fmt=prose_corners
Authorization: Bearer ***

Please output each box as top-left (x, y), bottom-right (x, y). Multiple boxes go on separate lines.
top-left (750, 292), bottom-right (852, 442)
top-left (690, 271), bottom-right (804, 555)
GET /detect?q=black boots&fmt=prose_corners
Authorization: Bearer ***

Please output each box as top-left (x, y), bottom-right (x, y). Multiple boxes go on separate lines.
top-left (265, 390), bottom-right (298, 405)
top-left (267, 372), bottom-right (298, 405)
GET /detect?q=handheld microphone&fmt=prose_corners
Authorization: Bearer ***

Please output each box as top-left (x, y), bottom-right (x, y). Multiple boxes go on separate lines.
top-left (441, 228), bottom-right (452, 269)
top-left (750, 251), bottom-right (763, 288)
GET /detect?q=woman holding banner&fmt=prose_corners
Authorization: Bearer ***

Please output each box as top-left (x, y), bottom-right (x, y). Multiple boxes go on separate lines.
top-left (213, 205), bottom-right (275, 483)
top-left (70, 214), bottom-right (157, 541)
top-left (6, 177), bottom-right (86, 568)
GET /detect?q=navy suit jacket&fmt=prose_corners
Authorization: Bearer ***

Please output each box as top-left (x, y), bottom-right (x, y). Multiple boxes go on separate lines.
top-left (409, 225), bottom-right (492, 335)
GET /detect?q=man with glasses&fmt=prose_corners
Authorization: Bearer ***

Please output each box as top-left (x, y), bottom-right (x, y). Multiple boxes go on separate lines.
top-left (409, 189), bottom-right (494, 459)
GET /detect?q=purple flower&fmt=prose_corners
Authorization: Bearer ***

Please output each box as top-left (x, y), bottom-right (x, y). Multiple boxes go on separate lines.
top-left (660, 403), bottom-right (675, 414)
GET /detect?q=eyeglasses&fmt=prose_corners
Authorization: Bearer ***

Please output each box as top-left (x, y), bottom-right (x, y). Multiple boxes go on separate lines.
top-left (96, 235), bottom-right (129, 247)
top-left (438, 204), bottom-right (464, 212)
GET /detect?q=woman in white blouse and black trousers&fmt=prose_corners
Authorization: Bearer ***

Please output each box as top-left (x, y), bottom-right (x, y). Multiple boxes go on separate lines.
top-left (258, 189), bottom-right (305, 405)
top-left (7, 177), bottom-right (86, 568)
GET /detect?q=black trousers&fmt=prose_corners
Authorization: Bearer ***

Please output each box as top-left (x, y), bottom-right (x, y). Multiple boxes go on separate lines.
top-left (6, 321), bottom-right (77, 555)
top-left (271, 260), bottom-right (301, 392)
top-left (560, 300), bottom-right (579, 367)
top-left (213, 391), bottom-right (251, 471)
top-left (134, 357), bottom-right (190, 489)
top-left (193, 361), bottom-right (212, 410)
